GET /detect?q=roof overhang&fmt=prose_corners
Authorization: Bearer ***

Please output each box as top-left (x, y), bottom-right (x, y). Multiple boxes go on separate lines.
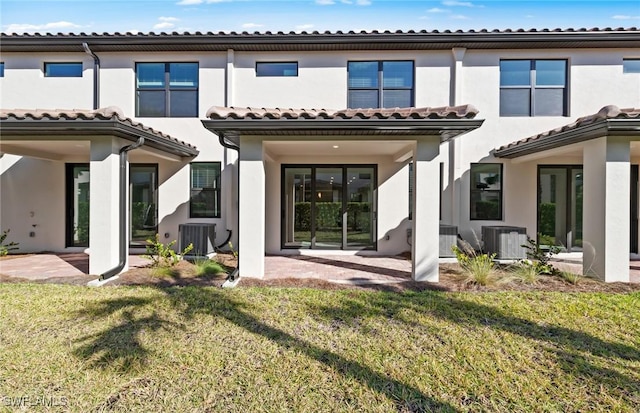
top-left (494, 118), bottom-right (640, 159)
top-left (0, 118), bottom-right (199, 158)
top-left (202, 118), bottom-right (484, 147)
top-left (1, 29), bottom-right (639, 52)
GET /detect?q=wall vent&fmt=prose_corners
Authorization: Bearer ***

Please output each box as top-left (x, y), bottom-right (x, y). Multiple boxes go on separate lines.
top-left (179, 223), bottom-right (216, 258)
top-left (481, 226), bottom-right (527, 260)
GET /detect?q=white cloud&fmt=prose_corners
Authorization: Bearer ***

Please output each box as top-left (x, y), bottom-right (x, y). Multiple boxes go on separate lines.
top-left (4, 21), bottom-right (82, 33)
top-left (451, 14), bottom-right (470, 19)
top-left (442, 1), bottom-right (477, 7)
top-left (427, 7), bottom-right (448, 13)
top-left (127, 29), bottom-right (140, 34)
top-left (153, 22), bottom-right (176, 29)
top-left (315, 0), bottom-right (335, 4)
top-left (355, 0), bottom-right (372, 5)
top-left (612, 15), bottom-right (640, 20)
top-left (295, 24), bottom-right (315, 30)
top-left (159, 16), bottom-right (179, 22)
top-left (242, 22), bottom-right (263, 29)
top-left (525, 14), bottom-right (535, 18)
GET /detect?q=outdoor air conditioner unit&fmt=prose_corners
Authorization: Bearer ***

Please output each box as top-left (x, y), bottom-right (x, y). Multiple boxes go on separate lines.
top-left (482, 226), bottom-right (527, 260)
top-left (179, 223), bottom-right (216, 258)
top-left (439, 224), bottom-right (458, 258)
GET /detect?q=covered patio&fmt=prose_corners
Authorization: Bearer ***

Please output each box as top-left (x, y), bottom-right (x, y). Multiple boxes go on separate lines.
top-left (0, 107), bottom-right (198, 279)
top-left (495, 105), bottom-right (640, 282)
top-left (202, 105), bottom-right (483, 282)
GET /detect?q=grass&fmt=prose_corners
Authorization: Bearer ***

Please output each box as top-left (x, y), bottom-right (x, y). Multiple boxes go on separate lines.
top-left (559, 270), bottom-right (583, 285)
top-left (1, 284), bottom-right (639, 412)
top-left (510, 262), bottom-right (541, 284)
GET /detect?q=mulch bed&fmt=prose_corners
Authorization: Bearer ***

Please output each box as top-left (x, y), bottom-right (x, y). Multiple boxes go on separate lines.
top-left (2, 253), bottom-right (639, 293)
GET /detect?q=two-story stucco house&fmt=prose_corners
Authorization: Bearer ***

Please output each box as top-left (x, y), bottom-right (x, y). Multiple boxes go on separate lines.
top-left (1, 29), bottom-right (639, 283)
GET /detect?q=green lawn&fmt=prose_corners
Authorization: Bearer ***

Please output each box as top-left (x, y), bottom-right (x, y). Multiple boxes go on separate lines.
top-left (1, 284), bottom-right (639, 412)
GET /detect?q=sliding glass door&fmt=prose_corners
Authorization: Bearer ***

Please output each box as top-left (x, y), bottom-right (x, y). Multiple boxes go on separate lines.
top-left (282, 165), bottom-right (376, 250)
top-left (130, 164), bottom-right (158, 246)
top-left (66, 164), bottom-right (90, 247)
top-left (537, 166), bottom-right (583, 251)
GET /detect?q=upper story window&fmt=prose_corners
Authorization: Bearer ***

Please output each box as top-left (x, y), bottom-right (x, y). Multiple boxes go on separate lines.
top-left (623, 59), bottom-right (640, 73)
top-left (348, 61), bottom-right (414, 108)
top-left (500, 59), bottom-right (567, 117)
top-left (256, 62), bottom-right (298, 77)
top-left (44, 62), bottom-right (82, 77)
top-left (136, 62), bottom-right (198, 117)
top-left (0, 62), bottom-right (4, 77)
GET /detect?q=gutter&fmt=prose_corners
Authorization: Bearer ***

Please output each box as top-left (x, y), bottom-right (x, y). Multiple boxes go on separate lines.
top-left (82, 42), bottom-right (100, 110)
top-left (218, 132), bottom-right (240, 288)
top-left (89, 137), bottom-right (145, 286)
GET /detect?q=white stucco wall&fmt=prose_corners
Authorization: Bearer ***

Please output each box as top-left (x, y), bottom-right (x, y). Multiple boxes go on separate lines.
top-left (2, 45), bottom-right (640, 259)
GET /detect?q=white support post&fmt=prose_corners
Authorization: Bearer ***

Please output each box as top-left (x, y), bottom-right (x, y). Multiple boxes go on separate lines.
top-left (89, 138), bottom-right (126, 275)
top-left (238, 136), bottom-right (265, 278)
top-left (412, 139), bottom-right (441, 281)
top-left (583, 136), bottom-right (631, 282)
top-left (449, 47), bottom-right (466, 227)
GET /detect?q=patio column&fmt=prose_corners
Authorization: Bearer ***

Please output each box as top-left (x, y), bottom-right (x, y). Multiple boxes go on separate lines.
top-left (583, 136), bottom-right (630, 282)
top-left (238, 136), bottom-right (265, 278)
top-left (89, 138), bottom-right (125, 274)
top-left (411, 139), bottom-right (441, 281)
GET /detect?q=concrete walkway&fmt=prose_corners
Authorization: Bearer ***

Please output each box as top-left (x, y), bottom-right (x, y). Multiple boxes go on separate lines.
top-left (0, 252), bottom-right (638, 283)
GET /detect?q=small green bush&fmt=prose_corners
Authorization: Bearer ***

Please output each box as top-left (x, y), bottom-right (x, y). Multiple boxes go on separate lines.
top-left (193, 259), bottom-right (227, 276)
top-left (522, 237), bottom-right (560, 275)
top-left (143, 234), bottom-right (193, 268)
top-left (510, 261), bottom-right (541, 284)
top-left (452, 243), bottom-right (499, 286)
top-left (559, 270), bottom-right (582, 285)
top-left (0, 229), bottom-right (19, 256)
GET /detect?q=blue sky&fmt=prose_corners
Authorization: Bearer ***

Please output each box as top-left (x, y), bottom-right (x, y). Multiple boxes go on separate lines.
top-left (1, 0), bottom-right (639, 34)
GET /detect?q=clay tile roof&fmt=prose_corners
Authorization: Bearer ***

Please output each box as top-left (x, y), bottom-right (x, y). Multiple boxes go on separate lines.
top-left (494, 105), bottom-right (640, 157)
top-left (206, 105), bottom-right (479, 120)
top-left (0, 106), bottom-right (198, 155)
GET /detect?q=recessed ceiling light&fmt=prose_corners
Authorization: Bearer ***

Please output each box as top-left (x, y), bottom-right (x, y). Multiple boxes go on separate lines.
top-left (332, 145), bottom-right (339, 149)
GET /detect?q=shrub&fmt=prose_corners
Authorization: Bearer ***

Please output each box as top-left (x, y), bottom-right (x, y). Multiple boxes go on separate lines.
top-left (143, 234), bottom-right (193, 268)
top-left (522, 237), bottom-right (560, 275)
top-left (510, 261), bottom-right (541, 284)
top-left (452, 242), bottom-right (499, 286)
top-left (193, 259), bottom-right (227, 277)
top-left (559, 270), bottom-right (582, 285)
top-left (0, 229), bottom-right (19, 256)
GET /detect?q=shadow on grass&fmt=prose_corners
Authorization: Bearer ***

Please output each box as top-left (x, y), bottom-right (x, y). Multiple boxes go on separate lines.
top-left (71, 287), bottom-right (640, 410)
top-left (308, 291), bottom-right (640, 404)
top-left (72, 297), bottom-right (182, 372)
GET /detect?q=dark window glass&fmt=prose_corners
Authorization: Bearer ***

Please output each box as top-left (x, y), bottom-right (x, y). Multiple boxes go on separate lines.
top-left (45, 62), bottom-right (82, 77)
top-left (256, 62), bottom-right (298, 77)
top-left (136, 62), bottom-right (198, 117)
top-left (190, 162), bottom-right (221, 218)
top-left (623, 59), bottom-right (640, 74)
top-left (534, 89), bottom-right (565, 116)
top-left (500, 59), bottom-right (567, 117)
top-left (500, 89), bottom-right (531, 116)
top-left (348, 61), bottom-right (414, 108)
top-left (470, 163), bottom-right (503, 220)
top-left (0, 62), bottom-right (4, 77)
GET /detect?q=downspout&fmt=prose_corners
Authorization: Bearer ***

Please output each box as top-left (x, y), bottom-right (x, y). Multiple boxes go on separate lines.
top-left (97, 137), bottom-right (145, 281)
top-left (218, 132), bottom-right (240, 287)
top-left (82, 42), bottom-right (100, 110)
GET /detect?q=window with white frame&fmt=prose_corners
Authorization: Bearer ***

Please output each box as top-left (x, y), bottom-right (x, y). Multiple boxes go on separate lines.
top-left (470, 163), bottom-right (503, 220)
